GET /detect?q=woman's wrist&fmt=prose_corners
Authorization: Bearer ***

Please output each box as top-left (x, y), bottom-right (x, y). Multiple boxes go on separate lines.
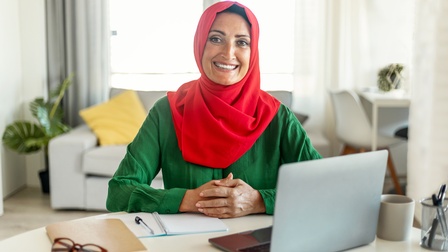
top-left (179, 189), bottom-right (198, 213)
top-left (179, 190), bottom-right (193, 212)
top-left (252, 190), bottom-right (266, 214)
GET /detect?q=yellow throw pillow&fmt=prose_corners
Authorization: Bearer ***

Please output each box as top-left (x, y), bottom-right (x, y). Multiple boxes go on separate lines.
top-left (79, 90), bottom-right (147, 146)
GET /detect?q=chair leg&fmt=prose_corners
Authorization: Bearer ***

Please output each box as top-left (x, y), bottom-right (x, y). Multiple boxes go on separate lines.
top-left (386, 150), bottom-right (403, 195)
top-left (341, 145), bottom-right (357, 155)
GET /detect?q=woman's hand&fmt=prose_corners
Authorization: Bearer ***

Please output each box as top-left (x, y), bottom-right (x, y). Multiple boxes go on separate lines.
top-left (195, 173), bottom-right (266, 218)
top-left (179, 179), bottom-right (220, 213)
top-left (179, 174), bottom-right (235, 213)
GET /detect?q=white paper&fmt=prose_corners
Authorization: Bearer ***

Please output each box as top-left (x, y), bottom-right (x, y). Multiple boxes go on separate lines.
top-left (99, 212), bottom-right (228, 238)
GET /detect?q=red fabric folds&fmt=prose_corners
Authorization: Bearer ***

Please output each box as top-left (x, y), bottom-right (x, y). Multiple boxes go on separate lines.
top-left (167, 1), bottom-right (280, 168)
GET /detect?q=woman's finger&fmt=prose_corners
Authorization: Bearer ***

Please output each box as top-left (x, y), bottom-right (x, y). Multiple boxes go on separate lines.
top-left (214, 178), bottom-right (243, 188)
top-left (200, 186), bottom-right (235, 198)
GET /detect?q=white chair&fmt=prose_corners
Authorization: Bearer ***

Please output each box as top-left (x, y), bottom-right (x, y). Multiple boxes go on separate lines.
top-left (329, 89), bottom-right (404, 194)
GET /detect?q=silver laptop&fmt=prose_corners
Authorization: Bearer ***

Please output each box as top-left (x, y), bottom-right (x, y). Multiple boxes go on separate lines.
top-left (209, 150), bottom-right (388, 252)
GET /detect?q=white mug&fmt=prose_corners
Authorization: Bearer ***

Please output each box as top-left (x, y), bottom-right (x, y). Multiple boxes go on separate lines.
top-left (376, 194), bottom-right (415, 241)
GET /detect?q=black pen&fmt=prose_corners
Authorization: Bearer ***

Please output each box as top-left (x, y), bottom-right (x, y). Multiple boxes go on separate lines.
top-left (423, 187), bottom-right (448, 248)
top-left (135, 216), bottom-right (155, 235)
top-left (428, 217), bottom-right (439, 248)
top-left (435, 185), bottom-right (448, 239)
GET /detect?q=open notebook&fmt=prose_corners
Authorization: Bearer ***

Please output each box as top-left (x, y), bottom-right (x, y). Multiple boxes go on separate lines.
top-left (102, 212), bottom-right (228, 238)
top-left (209, 150), bottom-right (388, 252)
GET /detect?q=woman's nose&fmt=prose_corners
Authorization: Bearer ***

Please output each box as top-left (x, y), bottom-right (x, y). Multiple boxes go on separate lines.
top-left (221, 43), bottom-right (236, 60)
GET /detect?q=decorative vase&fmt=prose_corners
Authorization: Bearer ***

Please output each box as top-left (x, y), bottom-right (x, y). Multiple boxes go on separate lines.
top-left (377, 63), bottom-right (404, 92)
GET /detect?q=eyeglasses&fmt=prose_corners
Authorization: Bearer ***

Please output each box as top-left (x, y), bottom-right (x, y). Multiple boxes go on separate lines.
top-left (52, 237), bottom-right (108, 252)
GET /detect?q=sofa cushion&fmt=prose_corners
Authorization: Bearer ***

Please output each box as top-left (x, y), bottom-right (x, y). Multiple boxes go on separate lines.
top-left (79, 90), bottom-right (147, 146)
top-left (267, 90), bottom-right (292, 107)
top-left (110, 88), bottom-right (167, 112)
top-left (82, 145), bottom-right (127, 176)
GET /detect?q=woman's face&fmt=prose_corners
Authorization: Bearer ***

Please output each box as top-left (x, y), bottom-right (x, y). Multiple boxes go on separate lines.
top-left (202, 12), bottom-right (251, 86)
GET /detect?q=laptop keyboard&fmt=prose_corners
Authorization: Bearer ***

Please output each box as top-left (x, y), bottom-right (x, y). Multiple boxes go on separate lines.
top-left (238, 243), bottom-right (271, 252)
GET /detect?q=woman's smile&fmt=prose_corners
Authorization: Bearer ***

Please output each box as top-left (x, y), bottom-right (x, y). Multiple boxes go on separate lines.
top-left (213, 62), bottom-right (238, 71)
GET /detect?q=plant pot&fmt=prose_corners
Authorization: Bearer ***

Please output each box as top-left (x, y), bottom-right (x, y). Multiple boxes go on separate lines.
top-left (39, 170), bottom-right (50, 194)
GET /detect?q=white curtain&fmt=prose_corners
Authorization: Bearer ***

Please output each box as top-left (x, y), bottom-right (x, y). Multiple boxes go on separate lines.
top-left (407, 0), bottom-right (448, 224)
top-left (325, 0), bottom-right (372, 154)
top-left (324, 0), bottom-right (371, 91)
top-left (292, 0), bottom-right (372, 154)
top-left (293, 0), bottom-right (414, 155)
top-left (46, 0), bottom-right (110, 127)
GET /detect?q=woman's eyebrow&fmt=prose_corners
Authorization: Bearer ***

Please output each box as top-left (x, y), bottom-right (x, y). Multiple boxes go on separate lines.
top-left (209, 29), bottom-right (225, 35)
top-left (235, 34), bottom-right (250, 39)
top-left (209, 29), bottom-right (250, 38)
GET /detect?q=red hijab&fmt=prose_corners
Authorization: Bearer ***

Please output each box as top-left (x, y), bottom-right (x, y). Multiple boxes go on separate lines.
top-left (167, 1), bottom-right (280, 168)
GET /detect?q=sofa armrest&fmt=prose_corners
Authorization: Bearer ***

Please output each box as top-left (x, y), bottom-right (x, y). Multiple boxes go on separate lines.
top-left (49, 125), bottom-right (98, 209)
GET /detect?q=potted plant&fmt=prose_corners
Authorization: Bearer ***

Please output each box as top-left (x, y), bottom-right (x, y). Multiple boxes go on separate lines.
top-left (377, 63), bottom-right (405, 92)
top-left (2, 74), bottom-right (73, 193)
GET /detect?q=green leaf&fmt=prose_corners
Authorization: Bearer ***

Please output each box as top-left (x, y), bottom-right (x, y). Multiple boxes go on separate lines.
top-left (49, 73), bottom-right (73, 119)
top-left (47, 120), bottom-right (71, 138)
top-left (2, 73), bottom-right (74, 160)
top-left (30, 98), bottom-right (51, 133)
top-left (2, 121), bottom-right (46, 154)
top-left (49, 73), bottom-right (73, 101)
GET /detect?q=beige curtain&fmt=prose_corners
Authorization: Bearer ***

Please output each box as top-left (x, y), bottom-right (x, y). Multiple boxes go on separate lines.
top-left (325, 0), bottom-right (371, 152)
top-left (324, 0), bottom-right (371, 91)
top-left (407, 0), bottom-right (448, 224)
top-left (46, 0), bottom-right (110, 127)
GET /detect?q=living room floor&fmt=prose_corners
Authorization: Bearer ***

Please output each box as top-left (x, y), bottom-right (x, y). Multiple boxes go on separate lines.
top-left (0, 187), bottom-right (106, 241)
top-left (0, 176), bottom-right (404, 241)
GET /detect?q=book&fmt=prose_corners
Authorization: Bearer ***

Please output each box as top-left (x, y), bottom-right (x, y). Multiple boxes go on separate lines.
top-left (46, 218), bottom-right (147, 252)
top-left (101, 212), bottom-right (229, 238)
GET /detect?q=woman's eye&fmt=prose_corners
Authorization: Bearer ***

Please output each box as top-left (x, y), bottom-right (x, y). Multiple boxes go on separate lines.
top-left (237, 40), bottom-right (250, 47)
top-left (209, 37), bottom-right (221, 43)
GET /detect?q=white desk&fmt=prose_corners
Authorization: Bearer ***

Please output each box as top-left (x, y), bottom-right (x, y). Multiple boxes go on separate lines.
top-left (358, 89), bottom-right (410, 151)
top-left (0, 214), bottom-right (431, 252)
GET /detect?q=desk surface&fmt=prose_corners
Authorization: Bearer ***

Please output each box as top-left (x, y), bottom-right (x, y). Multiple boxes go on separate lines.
top-left (0, 214), bottom-right (427, 251)
top-left (357, 88), bottom-right (410, 151)
top-left (358, 89), bottom-right (410, 107)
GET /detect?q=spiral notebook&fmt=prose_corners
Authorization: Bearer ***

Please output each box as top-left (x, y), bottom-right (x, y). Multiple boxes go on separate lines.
top-left (103, 212), bottom-right (228, 238)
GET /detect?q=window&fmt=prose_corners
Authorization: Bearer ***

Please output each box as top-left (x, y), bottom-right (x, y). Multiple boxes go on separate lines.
top-left (109, 1), bottom-right (295, 91)
top-left (109, 0), bottom-right (202, 90)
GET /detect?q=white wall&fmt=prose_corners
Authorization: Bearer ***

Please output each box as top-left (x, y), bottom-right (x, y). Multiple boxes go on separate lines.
top-left (366, 0), bottom-right (414, 91)
top-left (19, 0), bottom-right (47, 188)
top-left (1, 0), bottom-right (25, 202)
top-left (1, 0), bottom-right (46, 200)
top-left (364, 0), bottom-right (413, 177)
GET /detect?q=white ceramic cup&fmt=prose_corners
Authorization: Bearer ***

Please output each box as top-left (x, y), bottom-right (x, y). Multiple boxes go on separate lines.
top-left (376, 194), bottom-right (415, 241)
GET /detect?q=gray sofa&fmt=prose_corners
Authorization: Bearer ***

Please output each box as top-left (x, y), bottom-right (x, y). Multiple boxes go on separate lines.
top-left (49, 88), bottom-right (329, 210)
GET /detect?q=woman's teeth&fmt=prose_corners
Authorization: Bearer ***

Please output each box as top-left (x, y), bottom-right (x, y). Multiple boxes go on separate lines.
top-left (215, 62), bottom-right (237, 70)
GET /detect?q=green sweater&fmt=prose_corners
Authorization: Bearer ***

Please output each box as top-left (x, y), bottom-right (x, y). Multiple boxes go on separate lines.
top-left (106, 97), bottom-right (321, 214)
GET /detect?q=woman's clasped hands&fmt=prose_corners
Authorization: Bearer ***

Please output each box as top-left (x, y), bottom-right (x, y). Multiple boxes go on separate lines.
top-left (180, 173), bottom-right (266, 218)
